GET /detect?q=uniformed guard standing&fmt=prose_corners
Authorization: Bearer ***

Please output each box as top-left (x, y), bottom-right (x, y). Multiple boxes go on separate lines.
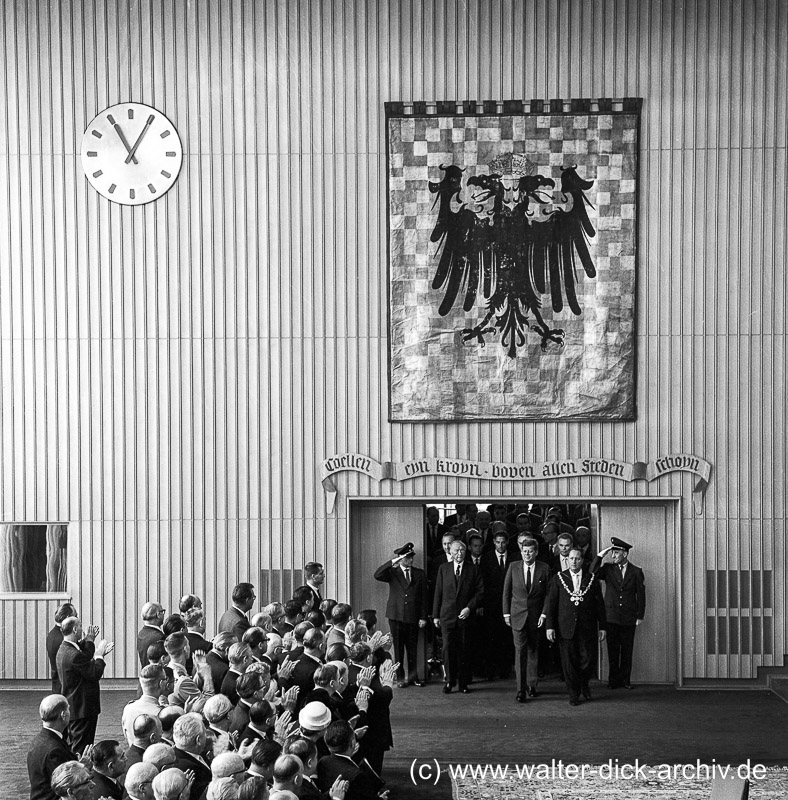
top-left (590, 536), bottom-right (646, 689)
top-left (374, 542), bottom-right (429, 687)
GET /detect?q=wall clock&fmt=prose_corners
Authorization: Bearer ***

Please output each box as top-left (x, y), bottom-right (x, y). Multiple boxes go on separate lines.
top-left (80, 102), bottom-right (183, 205)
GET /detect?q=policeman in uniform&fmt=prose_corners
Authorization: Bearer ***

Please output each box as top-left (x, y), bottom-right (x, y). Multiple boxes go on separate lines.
top-left (590, 536), bottom-right (646, 689)
top-left (374, 542), bottom-right (429, 687)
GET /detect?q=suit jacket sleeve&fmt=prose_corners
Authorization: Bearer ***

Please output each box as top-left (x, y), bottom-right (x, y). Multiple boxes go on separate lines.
top-left (419, 571), bottom-right (429, 619)
top-left (544, 575), bottom-right (559, 629)
top-left (593, 578), bottom-right (607, 630)
top-left (73, 645), bottom-right (106, 682)
top-left (466, 568), bottom-right (483, 613)
top-left (636, 567), bottom-right (646, 620)
top-left (502, 565), bottom-right (513, 616)
top-left (432, 565), bottom-right (444, 619)
top-left (373, 560), bottom-right (394, 582)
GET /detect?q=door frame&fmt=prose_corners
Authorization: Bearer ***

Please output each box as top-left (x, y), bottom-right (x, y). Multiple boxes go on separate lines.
top-left (346, 494), bottom-right (683, 687)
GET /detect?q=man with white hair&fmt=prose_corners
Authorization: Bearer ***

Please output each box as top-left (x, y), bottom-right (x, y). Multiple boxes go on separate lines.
top-left (50, 761), bottom-right (95, 800)
top-left (137, 603), bottom-right (166, 667)
top-left (211, 752), bottom-right (247, 785)
top-left (220, 643), bottom-right (254, 705)
top-left (172, 713), bottom-right (212, 800)
top-left (152, 767), bottom-right (190, 800)
top-left (27, 694), bottom-right (76, 800)
top-left (206, 778), bottom-right (240, 800)
top-left (55, 616), bottom-right (114, 754)
top-left (124, 762), bottom-right (158, 800)
top-left (204, 694), bottom-right (234, 740)
top-left (142, 743), bottom-right (177, 772)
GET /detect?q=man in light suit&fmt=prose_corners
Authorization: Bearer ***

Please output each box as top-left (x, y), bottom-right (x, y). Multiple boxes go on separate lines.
top-left (503, 535), bottom-right (551, 703)
top-left (217, 583), bottom-right (256, 642)
top-left (590, 536), bottom-right (646, 689)
top-left (374, 542), bottom-right (429, 687)
top-left (56, 616), bottom-right (114, 754)
top-left (545, 548), bottom-right (606, 706)
top-left (432, 540), bottom-right (483, 694)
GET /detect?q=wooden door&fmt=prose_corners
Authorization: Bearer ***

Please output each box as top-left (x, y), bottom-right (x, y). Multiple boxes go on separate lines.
top-left (348, 501), bottom-right (427, 677)
top-left (597, 503), bottom-right (677, 683)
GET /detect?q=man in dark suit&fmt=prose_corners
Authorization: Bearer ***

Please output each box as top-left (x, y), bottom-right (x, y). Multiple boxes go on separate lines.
top-left (280, 627), bottom-right (325, 708)
top-left (423, 507), bottom-right (445, 557)
top-left (206, 632), bottom-right (236, 692)
top-left (590, 536), bottom-right (646, 689)
top-left (503, 536), bottom-right (551, 702)
top-left (304, 562), bottom-right (326, 609)
top-left (545, 548), bottom-right (606, 705)
top-left (373, 542), bottom-right (429, 688)
top-left (480, 531), bottom-right (520, 679)
top-left (318, 720), bottom-right (385, 800)
top-left (136, 602), bottom-right (165, 667)
top-left (88, 739), bottom-right (126, 800)
top-left (172, 714), bottom-right (213, 800)
top-left (46, 603), bottom-right (77, 694)
top-left (56, 616), bottom-right (114, 754)
top-left (548, 533), bottom-right (575, 574)
top-left (27, 694), bottom-right (76, 800)
top-left (432, 540), bottom-right (483, 694)
top-left (217, 582), bottom-right (256, 642)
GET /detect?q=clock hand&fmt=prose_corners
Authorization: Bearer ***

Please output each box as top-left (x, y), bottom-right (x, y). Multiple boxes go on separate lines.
top-left (124, 115), bottom-right (155, 164)
top-left (106, 114), bottom-right (138, 165)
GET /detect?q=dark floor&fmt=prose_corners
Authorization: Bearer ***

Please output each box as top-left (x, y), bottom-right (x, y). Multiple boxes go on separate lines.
top-left (3, 678), bottom-right (787, 800)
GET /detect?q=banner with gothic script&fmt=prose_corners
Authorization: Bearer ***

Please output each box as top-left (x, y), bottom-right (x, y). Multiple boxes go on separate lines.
top-left (386, 99), bottom-right (641, 420)
top-left (320, 453), bottom-right (711, 514)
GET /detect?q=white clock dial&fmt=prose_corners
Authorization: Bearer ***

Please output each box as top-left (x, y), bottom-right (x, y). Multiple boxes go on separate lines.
top-left (80, 103), bottom-right (183, 205)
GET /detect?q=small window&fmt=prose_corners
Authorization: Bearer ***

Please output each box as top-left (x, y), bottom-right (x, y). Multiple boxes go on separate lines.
top-left (0, 524), bottom-right (67, 592)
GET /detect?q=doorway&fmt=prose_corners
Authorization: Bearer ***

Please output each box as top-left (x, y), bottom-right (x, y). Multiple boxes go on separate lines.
top-left (348, 498), bottom-right (678, 685)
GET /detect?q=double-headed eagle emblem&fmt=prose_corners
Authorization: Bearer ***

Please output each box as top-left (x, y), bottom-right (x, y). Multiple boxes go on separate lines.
top-left (429, 154), bottom-right (597, 358)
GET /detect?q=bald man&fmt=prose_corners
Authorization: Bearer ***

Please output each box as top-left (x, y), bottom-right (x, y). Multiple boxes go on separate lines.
top-left (27, 694), bottom-right (76, 800)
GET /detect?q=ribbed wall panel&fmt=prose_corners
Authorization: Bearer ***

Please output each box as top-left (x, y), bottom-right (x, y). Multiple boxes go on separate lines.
top-left (0, 0), bottom-right (785, 679)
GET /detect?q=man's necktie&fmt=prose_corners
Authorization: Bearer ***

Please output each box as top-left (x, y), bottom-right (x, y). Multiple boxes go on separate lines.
top-left (499, 555), bottom-right (505, 572)
top-left (404, 568), bottom-right (411, 584)
top-left (526, 566), bottom-right (532, 592)
top-left (455, 565), bottom-right (461, 583)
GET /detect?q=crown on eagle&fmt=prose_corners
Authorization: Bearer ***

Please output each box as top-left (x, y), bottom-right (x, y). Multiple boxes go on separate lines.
top-left (487, 152), bottom-right (537, 177)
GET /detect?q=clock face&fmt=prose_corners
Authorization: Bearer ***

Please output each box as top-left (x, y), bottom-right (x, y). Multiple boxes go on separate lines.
top-left (80, 103), bottom-right (183, 205)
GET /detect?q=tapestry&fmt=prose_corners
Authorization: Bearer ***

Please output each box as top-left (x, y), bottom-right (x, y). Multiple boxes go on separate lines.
top-left (451, 765), bottom-right (788, 800)
top-left (386, 99), bottom-right (641, 421)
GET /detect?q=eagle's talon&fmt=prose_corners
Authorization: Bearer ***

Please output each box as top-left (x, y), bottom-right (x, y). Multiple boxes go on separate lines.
top-left (532, 325), bottom-right (565, 350)
top-left (462, 326), bottom-right (496, 346)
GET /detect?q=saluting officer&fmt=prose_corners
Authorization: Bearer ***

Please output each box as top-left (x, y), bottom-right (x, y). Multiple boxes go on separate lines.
top-left (590, 536), bottom-right (646, 689)
top-left (374, 542), bottom-right (429, 688)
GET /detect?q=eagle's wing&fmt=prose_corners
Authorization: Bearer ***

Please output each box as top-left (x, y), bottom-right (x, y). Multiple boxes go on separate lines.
top-left (543, 166), bottom-right (597, 314)
top-left (429, 171), bottom-right (497, 316)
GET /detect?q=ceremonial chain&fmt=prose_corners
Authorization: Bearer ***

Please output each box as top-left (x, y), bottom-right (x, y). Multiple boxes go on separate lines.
top-left (558, 572), bottom-right (595, 606)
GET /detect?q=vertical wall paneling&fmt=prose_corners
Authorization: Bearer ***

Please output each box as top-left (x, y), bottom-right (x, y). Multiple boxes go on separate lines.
top-left (0, 0), bottom-right (785, 680)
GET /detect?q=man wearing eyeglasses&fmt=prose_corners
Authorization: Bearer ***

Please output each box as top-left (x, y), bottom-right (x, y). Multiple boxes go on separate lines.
top-left (50, 761), bottom-right (95, 800)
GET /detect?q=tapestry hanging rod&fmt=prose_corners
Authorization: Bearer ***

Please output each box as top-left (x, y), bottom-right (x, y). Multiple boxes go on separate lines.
top-left (385, 97), bottom-right (643, 116)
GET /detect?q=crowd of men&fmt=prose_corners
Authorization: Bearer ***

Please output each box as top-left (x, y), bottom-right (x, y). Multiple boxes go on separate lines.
top-left (415, 503), bottom-right (646, 704)
top-left (26, 501), bottom-right (646, 800)
top-left (31, 564), bottom-right (398, 800)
